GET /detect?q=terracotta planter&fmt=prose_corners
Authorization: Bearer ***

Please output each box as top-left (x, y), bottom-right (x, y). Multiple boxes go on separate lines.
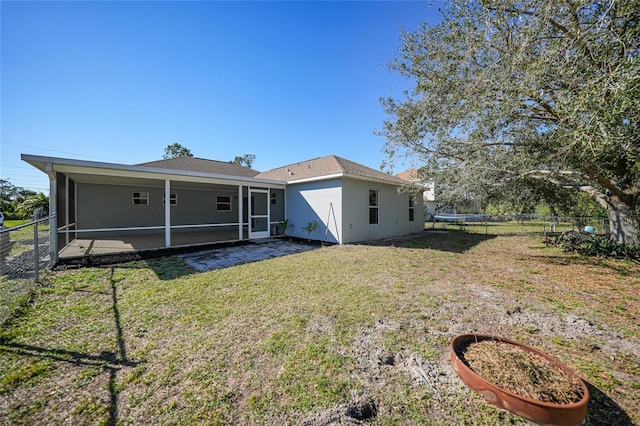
top-left (450, 334), bottom-right (589, 426)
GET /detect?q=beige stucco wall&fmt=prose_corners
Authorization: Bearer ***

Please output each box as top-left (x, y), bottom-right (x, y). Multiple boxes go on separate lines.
top-left (285, 177), bottom-right (423, 244)
top-left (285, 179), bottom-right (343, 243)
top-left (341, 177), bottom-right (424, 243)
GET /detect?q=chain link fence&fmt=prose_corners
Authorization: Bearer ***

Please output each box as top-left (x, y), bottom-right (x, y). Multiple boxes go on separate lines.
top-left (1, 214), bottom-right (56, 324)
top-left (429, 214), bottom-right (609, 235)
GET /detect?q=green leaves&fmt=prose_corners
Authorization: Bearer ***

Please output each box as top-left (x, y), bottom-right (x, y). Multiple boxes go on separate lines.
top-left (381, 0), bottom-right (640, 242)
top-left (546, 231), bottom-right (640, 261)
top-left (162, 142), bottom-right (193, 159)
top-left (229, 154), bottom-right (256, 168)
top-left (0, 179), bottom-right (48, 220)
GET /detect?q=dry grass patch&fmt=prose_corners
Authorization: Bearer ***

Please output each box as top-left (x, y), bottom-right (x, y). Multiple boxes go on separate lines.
top-left (462, 340), bottom-right (584, 404)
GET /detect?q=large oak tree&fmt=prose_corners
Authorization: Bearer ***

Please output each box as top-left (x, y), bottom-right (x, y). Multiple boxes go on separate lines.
top-left (381, 0), bottom-right (640, 244)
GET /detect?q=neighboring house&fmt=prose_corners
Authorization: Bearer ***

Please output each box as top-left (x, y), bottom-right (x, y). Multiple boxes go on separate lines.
top-left (396, 169), bottom-right (436, 220)
top-left (22, 154), bottom-right (423, 261)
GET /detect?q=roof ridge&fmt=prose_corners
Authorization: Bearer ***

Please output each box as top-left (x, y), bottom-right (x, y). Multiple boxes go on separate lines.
top-left (335, 156), bottom-right (382, 174)
top-left (190, 157), bottom-right (232, 163)
top-left (138, 157), bottom-right (229, 164)
top-left (271, 155), bottom-right (336, 171)
top-left (137, 156), bottom-right (258, 171)
top-left (135, 156), bottom-right (259, 177)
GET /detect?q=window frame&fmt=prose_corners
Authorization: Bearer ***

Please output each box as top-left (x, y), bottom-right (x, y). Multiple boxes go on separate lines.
top-left (132, 191), bottom-right (149, 206)
top-left (409, 194), bottom-right (415, 222)
top-left (163, 193), bottom-right (178, 207)
top-left (369, 189), bottom-right (379, 225)
top-left (216, 195), bottom-right (232, 212)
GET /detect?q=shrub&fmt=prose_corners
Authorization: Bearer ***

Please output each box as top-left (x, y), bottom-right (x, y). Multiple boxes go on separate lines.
top-left (544, 231), bottom-right (639, 262)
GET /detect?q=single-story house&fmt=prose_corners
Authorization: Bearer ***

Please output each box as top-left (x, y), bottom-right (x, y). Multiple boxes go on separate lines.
top-left (22, 153), bottom-right (424, 261)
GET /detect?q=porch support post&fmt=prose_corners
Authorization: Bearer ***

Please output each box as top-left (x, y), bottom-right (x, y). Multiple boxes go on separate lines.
top-left (248, 186), bottom-right (252, 239)
top-left (65, 174), bottom-right (70, 246)
top-left (238, 185), bottom-right (243, 240)
top-left (165, 178), bottom-right (171, 247)
top-left (46, 163), bottom-right (59, 264)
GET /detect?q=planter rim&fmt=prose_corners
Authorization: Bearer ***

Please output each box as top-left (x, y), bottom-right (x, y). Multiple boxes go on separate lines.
top-left (449, 334), bottom-right (589, 415)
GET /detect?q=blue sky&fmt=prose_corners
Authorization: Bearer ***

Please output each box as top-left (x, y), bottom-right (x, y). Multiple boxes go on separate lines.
top-left (1, 1), bottom-right (441, 193)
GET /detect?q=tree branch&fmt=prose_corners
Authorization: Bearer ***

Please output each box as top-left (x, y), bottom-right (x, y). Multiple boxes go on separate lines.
top-left (484, 2), bottom-right (601, 69)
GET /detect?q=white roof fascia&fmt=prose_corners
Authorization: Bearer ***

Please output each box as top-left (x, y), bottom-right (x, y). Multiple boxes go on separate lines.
top-left (286, 173), bottom-right (344, 185)
top-left (21, 154), bottom-right (286, 188)
top-left (341, 173), bottom-right (420, 189)
top-left (286, 172), bottom-right (420, 188)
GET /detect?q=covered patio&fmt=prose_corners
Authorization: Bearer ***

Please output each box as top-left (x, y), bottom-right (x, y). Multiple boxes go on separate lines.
top-left (21, 155), bottom-right (286, 262)
top-left (58, 228), bottom-right (243, 258)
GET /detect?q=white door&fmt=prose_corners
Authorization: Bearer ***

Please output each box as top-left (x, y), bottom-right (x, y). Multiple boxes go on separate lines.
top-left (249, 189), bottom-right (270, 239)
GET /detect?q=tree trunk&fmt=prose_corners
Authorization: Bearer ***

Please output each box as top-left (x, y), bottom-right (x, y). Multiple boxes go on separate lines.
top-left (605, 197), bottom-right (640, 245)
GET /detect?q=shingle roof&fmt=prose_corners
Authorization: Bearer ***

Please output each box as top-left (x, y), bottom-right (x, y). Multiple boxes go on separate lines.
top-left (396, 169), bottom-right (420, 182)
top-left (136, 155), bottom-right (410, 185)
top-left (137, 157), bottom-right (259, 178)
top-left (255, 155), bottom-right (408, 185)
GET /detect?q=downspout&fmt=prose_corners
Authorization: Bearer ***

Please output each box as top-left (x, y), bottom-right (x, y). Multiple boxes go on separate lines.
top-left (45, 163), bottom-right (59, 264)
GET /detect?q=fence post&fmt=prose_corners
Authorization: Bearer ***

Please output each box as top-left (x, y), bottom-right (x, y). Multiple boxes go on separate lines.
top-left (33, 214), bottom-right (39, 283)
top-left (50, 213), bottom-right (58, 265)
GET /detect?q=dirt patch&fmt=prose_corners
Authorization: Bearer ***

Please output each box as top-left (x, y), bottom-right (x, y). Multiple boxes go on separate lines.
top-left (320, 319), bottom-right (492, 424)
top-left (302, 397), bottom-right (377, 425)
top-left (302, 274), bottom-right (638, 424)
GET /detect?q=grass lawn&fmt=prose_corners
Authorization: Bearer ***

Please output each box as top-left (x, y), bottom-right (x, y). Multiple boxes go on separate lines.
top-left (1, 232), bottom-right (638, 425)
top-left (1, 219), bottom-right (50, 258)
top-left (2, 220), bottom-right (30, 229)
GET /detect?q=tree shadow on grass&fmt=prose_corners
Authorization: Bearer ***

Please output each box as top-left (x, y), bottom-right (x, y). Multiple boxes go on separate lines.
top-left (364, 230), bottom-right (497, 253)
top-left (585, 381), bottom-right (634, 425)
top-left (0, 267), bottom-right (136, 426)
top-left (525, 250), bottom-right (640, 277)
top-left (58, 252), bottom-right (197, 281)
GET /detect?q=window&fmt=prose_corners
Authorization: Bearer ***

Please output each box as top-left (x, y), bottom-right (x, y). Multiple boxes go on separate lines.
top-left (271, 192), bottom-right (277, 205)
top-left (132, 192), bottom-right (149, 205)
top-left (409, 195), bottom-right (415, 222)
top-left (369, 189), bottom-right (379, 225)
top-left (163, 193), bottom-right (178, 206)
top-left (217, 195), bottom-right (232, 211)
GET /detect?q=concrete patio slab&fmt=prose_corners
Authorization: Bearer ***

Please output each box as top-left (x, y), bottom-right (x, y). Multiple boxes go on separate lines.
top-left (58, 229), bottom-right (241, 259)
top-left (178, 240), bottom-right (318, 271)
